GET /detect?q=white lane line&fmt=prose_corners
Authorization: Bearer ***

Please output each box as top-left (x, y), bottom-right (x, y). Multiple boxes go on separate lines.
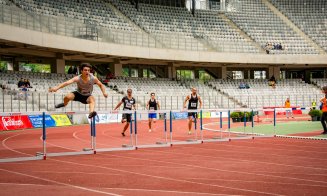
top-left (103, 187), bottom-right (243, 196)
top-left (180, 145), bottom-right (327, 161)
top-left (211, 142), bottom-right (327, 155)
top-left (0, 183), bottom-right (242, 196)
top-left (34, 171), bottom-right (122, 176)
top-left (2, 132), bottom-right (33, 156)
top-left (186, 178), bottom-right (327, 188)
top-left (51, 158), bottom-right (284, 196)
top-left (138, 146), bottom-right (327, 171)
top-left (0, 168), bottom-right (121, 196)
top-left (101, 152), bottom-right (327, 185)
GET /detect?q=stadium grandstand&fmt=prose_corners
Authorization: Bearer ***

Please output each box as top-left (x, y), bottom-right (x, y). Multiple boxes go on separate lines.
top-left (0, 0), bottom-right (326, 113)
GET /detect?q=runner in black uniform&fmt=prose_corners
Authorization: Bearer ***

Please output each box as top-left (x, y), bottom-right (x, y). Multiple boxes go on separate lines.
top-left (146, 93), bottom-right (160, 132)
top-left (114, 89), bottom-right (136, 136)
top-left (183, 87), bottom-right (203, 135)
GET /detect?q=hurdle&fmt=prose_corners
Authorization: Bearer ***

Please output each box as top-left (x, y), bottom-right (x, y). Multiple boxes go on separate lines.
top-left (96, 110), bottom-right (136, 152)
top-left (133, 110), bottom-right (171, 149)
top-left (0, 106), bottom-right (318, 163)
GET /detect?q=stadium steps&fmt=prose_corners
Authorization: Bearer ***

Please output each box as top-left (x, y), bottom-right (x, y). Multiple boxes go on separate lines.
top-left (205, 83), bottom-right (242, 108)
top-left (262, 0), bottom-right (326, 55)
top-left (193, 36), bottom-right (217, 52)
top-left (5, 0), bottom-right (45, 31)
top-left (103, 0), bottom-right (166, 48)
top-left (219, 13), bottom-right (265, 54)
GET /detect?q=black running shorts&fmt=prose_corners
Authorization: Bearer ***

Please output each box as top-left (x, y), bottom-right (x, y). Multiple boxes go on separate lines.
top-left (72, 91), bottom-right (91, 104)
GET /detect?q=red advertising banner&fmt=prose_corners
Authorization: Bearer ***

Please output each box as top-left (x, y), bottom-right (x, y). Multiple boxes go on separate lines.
top-left (263, 106), bottom-right (303, 115)
top-left (0, 115), bottom-right (33, 131)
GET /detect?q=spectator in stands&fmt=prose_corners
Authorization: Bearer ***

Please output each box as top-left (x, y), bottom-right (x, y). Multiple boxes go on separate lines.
top-left (239, 82), bottom-right (246, 89)
top-left (320, 86), bottom-right (327, 134)
top-left (49, 63), bottom-right (108, 119)
top-left (269, 75), bottom-right (276, 87)
top-left (68, 65), bottom-right (73, 74)
top-left (245, 83), bottom-right (250, 89)
top-left (284, 98), bottom-right (293, 119)
top-left (18, 78), bottom-right (24, 88)
top-left (25, 79), bottom-right (31, 88)
top-left (19, 85), bottom-right (28, 100)
top-left (106, 71), bottom-right (115, 80)
top-left (68, 65), bottom-right (78, 75)
top-left (312, 100), bottom-right (317, 110)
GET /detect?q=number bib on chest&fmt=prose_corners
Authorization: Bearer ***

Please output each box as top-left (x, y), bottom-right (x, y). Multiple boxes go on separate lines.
top-left (191, 102), bottom-right (197, 107)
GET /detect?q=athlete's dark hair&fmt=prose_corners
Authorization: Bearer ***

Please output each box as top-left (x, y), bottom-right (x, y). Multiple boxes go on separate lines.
top-left (150, 92), bottom-right (155, 96)
top-left (80, 63), bottom-right (92, 71)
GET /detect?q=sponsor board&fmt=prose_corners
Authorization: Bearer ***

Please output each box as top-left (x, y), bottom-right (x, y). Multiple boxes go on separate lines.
top-left (210, 112), bottom-right (229, 118)
top-left (0, 115), bottom-right (33, 131)
top-left (172, 112), bottom-right (188, 119)
top-left (86, 113), bottom-right (123, 124)
top-left (51, 115), bottom-right (72, 126)
top-left (201, 112), bottom-right (211, 119)
top-left (28, 115), bottom-right (56, 128)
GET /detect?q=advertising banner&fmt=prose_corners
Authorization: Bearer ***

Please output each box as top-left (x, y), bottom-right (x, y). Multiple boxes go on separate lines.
top-left (51, 115), bottom-right (72, 126)
top-left (28, 115), bottom-right (56, 128)
top-left (0, 115), bottom-right (33, 131)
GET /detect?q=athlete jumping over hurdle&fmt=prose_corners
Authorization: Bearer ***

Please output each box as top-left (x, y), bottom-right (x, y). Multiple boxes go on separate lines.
top-left (183, 87), bottom-right (202, 135)
top-left (49, 63), bottom-right (108, 118)
top-left (146, 92), bottom-right (160, 132)
top-left (114, 89), bottom-right (136, 136)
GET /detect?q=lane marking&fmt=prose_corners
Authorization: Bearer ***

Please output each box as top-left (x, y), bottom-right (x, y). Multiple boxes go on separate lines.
top-left (0, 168), bottom-right (121, 196)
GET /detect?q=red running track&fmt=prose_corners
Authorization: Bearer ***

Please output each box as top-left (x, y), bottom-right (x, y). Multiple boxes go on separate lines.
top-left (0, 119), bottom-right (327, 195)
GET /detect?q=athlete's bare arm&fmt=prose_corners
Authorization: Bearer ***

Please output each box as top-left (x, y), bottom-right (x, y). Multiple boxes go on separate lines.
top-left (94, 77), bottom-right (108, 98)
top-left (157, 100), bottom-right (160, 110)
top-left (146, 100), bottom-right (150, 110)
top-left (133, 102), bottom-right (137, 110)
top-left (183, 95), bottom-right (190, 108)
top-left (114, 101), bottom-right (123, 110)
top-left (49, 76), bottom-right (78, 92)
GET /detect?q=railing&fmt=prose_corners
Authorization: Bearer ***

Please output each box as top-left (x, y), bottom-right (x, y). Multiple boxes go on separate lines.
top-left (0, 90), bottom-right (321, 113)
top-left (0, 3), bottom-right (256, 53)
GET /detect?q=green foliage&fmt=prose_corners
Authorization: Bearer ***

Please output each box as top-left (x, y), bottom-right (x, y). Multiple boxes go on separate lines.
top-left (20, 63), bottom-right (51, 73)
top-left (177, 70), bottom-right (194, 80)
top-left (122, 67), bottom-right (129, 77)
top-left (309, 109), bottom-right (322, 117)
top-left (230, 112), bottom-right (240, 118)
top-left (0, 61), bottom-right (7, 71)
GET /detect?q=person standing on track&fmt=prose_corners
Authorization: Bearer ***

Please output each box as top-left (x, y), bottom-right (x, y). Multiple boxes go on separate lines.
top-left (320, 86), bottom-right (327, 134)
top-left (146, 92), bottom-right (160, 132)
top-left (284, 98), bottom-right (293, 119)
top-left (49, 63), bottom-right (108, 119)
top-left (114, 89), bottom-right (136, 136)
top-left (183, 87), bottom-right (202, 135)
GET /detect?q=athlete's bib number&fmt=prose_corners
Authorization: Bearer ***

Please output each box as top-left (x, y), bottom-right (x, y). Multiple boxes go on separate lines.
top-left (149, 107), bottom-right (155, 111)
top-left (126, 103), bottom-right (132, 108)
top-left (191, 103), bottom-right (197, 107)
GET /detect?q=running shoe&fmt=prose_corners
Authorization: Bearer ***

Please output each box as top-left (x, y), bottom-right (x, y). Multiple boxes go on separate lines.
top-left (55, 103), bottom-right (65, 108)
top-left (88, 111), bottom-right (97, 119)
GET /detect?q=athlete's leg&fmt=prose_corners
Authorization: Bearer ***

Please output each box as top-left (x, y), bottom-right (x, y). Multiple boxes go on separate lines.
top-left (188, 116), bottom-right (193, 134)
top-left (148, 118), bottom-right (152, 130)
top-left (87, 96), bottom-right (97, 118)
top-left (55, 93), bottom-right (74, 108)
